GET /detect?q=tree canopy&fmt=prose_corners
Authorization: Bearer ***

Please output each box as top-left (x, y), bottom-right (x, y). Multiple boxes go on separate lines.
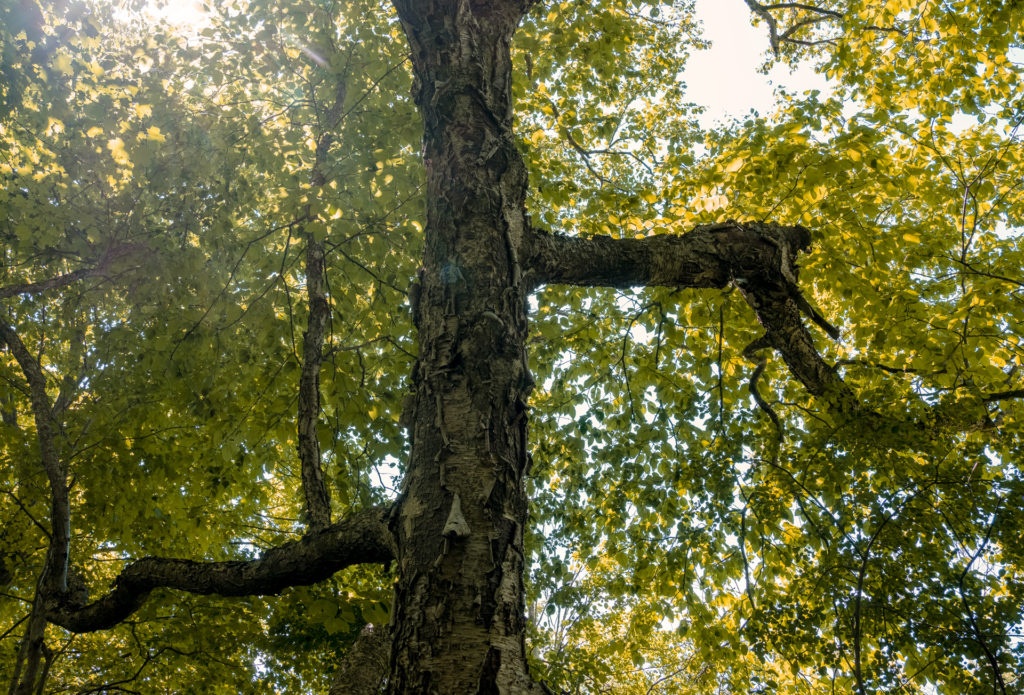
top-left (1, 0), bottom-right (1022, 693)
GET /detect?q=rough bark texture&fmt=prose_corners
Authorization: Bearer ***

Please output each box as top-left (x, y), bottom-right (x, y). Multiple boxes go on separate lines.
top-left (387, 1), bottom-right (540, 692)
top-left (298, 235), bottom-right (333, 531)
top-left (329, 623), bottom-right (391, 695)
top-left (525, 220), bottom-right (853, 409)
top-left (45, 507), bottom-right (393, 633)
top-left (523, 220), bottom-right (806, 290)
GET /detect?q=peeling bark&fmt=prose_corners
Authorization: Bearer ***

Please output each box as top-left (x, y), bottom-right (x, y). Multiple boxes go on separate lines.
top-left (387, 0), bottom-right (542, 691)
top-left (524, 220), bottom-right (854, 407)
top-left (329, 623), bottom-right (390, 695)
top-left (298, 235), bottom-right (333, 531)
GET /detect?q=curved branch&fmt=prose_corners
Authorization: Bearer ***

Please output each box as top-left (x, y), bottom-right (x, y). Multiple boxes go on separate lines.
top-left (743, 334), bottom-right (783, 432)
top-left (761, 2), bottom-right (841, 18)
top-left (46, 507), bottom-right (394, 633)
top-left (0, 319), bottom-right (70, 593)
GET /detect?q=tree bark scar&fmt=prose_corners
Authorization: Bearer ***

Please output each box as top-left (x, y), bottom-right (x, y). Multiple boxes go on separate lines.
top-left (477, 646), bottom-right (501, 694)
top-left (479, 517), bottom-right (515, 629)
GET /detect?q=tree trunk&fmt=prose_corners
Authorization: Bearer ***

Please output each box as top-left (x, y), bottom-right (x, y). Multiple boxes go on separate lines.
top-left (387, 1), bottom-right (541, 692)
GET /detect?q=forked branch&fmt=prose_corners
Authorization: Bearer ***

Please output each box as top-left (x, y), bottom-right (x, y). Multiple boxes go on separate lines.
top-left (523, 220), bottom-right (854, 411)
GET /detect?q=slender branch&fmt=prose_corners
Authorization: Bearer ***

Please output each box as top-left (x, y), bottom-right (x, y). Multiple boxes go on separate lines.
top-left (761, 2), bottom-right (842, 18)
top-left (0, 244), bottom-right (144, 301)
top-left (297, 68), bottom-right (350, 531)
top-left (0, 490), bottom-right (51, 540)
top-left (0, 269), bottom-right (95, 301)
top-left (0, 319), bottom-right (69, 593)
top-left (46, 507), bottom-right (394, 633)
top-left (297, 234), bottom-right (333, 531)
top-left (955, 510), bottom-right (1007, 695)
top-left (743, 334), bottom-right (783, 432)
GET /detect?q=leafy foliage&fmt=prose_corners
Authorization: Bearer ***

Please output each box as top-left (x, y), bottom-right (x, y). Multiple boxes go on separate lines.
top-left (1, 0), bottom-right (1022, 692)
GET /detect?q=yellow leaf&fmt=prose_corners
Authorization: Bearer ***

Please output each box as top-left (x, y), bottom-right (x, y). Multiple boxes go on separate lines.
top-left (134, 104), bottom-right (153, 118)
top-left (52, 54), bottom-right (73, 76)
top-left (724, 157), bottom-right (744, 172)
top-left (145, 126), bottom-right (165, 142)
top-left (86, 126), bottom-right (103, 138)
top-left (902, 233), bottom-right (921, 243)
top-left (107, 137), bottom-right (131, 166)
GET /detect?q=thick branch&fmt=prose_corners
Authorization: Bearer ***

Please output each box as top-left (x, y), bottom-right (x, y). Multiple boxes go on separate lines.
top-left (737, 277), bottom-right (855, 410)
top-left (524, 221), bottom-right (855, 410)
top-left (524, 220), bottom-right (810, 290)
top-left (984, 389), bottom-right (1024, 403)
top-left (46, 507), bottom-right (394, 633)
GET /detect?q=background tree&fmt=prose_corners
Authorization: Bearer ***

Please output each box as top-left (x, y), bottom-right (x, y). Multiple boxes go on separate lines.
top-left (1, 0), bottom-right (1022, 693)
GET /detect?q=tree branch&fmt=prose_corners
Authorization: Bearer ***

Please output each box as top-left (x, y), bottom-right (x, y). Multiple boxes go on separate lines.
top-left (296, 68), bottom-right (349, 532)
top-left (0, 319), bottom-right (70, 593)
top-left (984, 389), bottom-right (1024, 403)
top-left (297, 234), bottom-right (333, 531)
top-left (523, 221), bottom-right (806, 290)
top-left (0, 317), bottom-right (71, 695)
top-left (523, 221), bottom-right (855, 410)
top-left (46, 507), bottom-right (394, 633)
top-left (761, 2), bottom-right (841, 18)
top-left (0, 268), bottom-right (96, 301)
top-left (0, 243), bottom-right (145, 302)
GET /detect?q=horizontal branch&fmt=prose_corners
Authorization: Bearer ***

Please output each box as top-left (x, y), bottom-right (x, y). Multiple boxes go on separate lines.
top-left (984, 389), bottom-right (1024, 403)
top-left (47, 507), bottom-right (394, 633)
top-left (523, 221), bottom-right (811, 290)
top-left (0, 243), bottom-right (145, 302)
top-left (524, 221), bottom-right (855, 409)
top-left (0, 268), bottom-right (96, 301)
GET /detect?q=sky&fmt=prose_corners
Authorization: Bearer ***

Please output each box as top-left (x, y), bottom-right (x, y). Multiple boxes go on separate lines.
top-left (151, 0), bottom-right (829, 128)
top-left (681, 0), bottom-right (830, 127)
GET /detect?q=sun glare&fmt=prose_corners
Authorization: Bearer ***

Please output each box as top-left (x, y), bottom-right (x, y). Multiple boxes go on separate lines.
top-left (139, 0), bottom-right (210, 29)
